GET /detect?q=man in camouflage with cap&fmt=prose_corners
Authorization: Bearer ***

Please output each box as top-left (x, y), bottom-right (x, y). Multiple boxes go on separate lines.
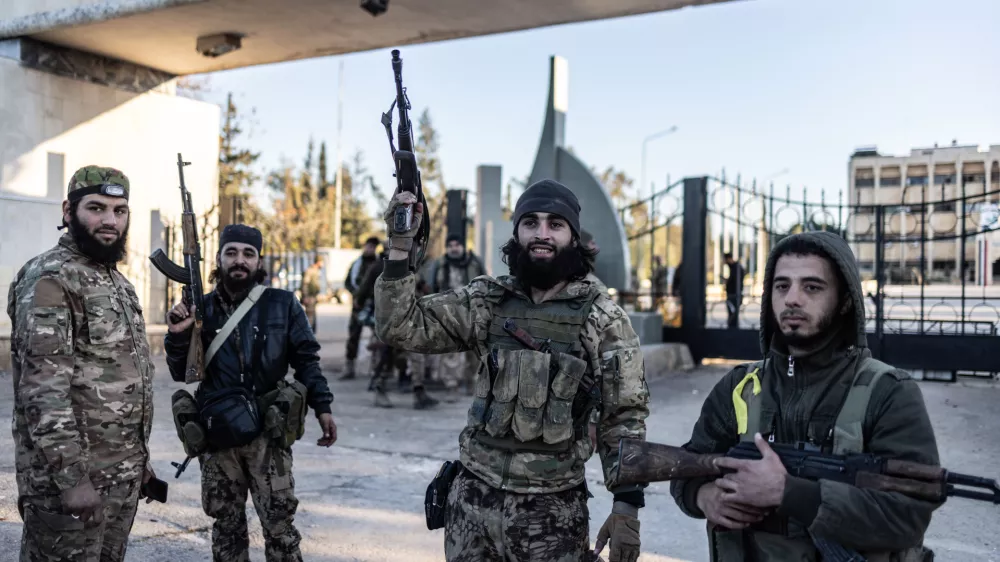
top-left (8, 165), bottom-right (157, 561)
top-left (375, 179), bottom-right (650, 562)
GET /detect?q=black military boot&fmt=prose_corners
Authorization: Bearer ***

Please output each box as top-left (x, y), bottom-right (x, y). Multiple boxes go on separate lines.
top-left (413, 386), bottom-right (439, 410)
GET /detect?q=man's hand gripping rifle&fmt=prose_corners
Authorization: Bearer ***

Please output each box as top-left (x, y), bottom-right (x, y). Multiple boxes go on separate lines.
top-left (149, 153), bottom-right (206, 384)
top-left (381, 49), bottom-right (430, 270)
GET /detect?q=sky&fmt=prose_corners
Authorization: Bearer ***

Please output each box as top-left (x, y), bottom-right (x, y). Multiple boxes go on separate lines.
top-left (190, 0), bottom-right (1000, 216)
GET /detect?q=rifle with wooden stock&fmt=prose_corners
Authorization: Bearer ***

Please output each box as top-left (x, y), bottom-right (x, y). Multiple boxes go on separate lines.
top-left (149, 153), bottom-right (206, 384)
top-left (616, 438), bottom-right (1000, 505)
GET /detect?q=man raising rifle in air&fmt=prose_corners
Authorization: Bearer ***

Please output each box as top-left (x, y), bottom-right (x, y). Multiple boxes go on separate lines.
top-left (375, 180), bottom-right (650, 562)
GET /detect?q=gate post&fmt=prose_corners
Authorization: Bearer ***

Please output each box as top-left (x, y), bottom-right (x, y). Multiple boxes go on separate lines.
top-left (873, 205), bottom-right (885, 358)
top-left (681, 177), bottom-right (709, 349)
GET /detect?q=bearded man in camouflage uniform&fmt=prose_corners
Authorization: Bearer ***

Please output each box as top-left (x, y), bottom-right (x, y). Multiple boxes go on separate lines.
top-left (8, 166), bottom-right (156, 561)
top-left (375, 179), bottom-right (650, 562)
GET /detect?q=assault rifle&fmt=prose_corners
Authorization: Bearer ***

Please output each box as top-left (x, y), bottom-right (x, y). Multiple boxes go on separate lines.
top-left (616, 438), bottom-right (1000, 505)
top-left (380, 49), bottom-right (430, 270)
top-left (149, 153), bottom-right (206, 384)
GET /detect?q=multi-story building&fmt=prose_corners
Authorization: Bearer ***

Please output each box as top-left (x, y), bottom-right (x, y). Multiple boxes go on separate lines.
top-left (848, 142), bottom-right (1000, 284)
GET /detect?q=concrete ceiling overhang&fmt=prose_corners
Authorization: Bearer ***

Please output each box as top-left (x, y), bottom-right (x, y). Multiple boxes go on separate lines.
top-left (0, 0), bottom-right (740, 75)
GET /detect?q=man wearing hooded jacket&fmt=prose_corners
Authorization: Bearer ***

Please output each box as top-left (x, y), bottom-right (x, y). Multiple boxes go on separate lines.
top-left (670, 230), bottom-right (941, 562)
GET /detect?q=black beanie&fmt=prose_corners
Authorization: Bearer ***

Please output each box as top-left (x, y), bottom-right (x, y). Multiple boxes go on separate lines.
top-left (219, 224), bottom-right (263, 254)
top-left (512, 179), bottom-right (581, 236)
top-left (446, 233), bottom-right (463, 245)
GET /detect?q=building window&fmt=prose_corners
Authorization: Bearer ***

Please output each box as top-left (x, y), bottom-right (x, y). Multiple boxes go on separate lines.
top-left (906, 176), bottom-right (928, 186)
top-left (855, 178), bottom-right (875, 188)
top-left (47, 152), bottom-right (65, 200)
top-left (933, 174), bottom-right (956, 185)
top-left (963, 173), bottom-right (986, 184)
top-left (880, 177), bottom-right (901, 187)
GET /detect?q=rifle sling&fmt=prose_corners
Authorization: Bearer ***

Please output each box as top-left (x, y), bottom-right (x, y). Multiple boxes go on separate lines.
top-left (205, 284), bottom-right (267, 368)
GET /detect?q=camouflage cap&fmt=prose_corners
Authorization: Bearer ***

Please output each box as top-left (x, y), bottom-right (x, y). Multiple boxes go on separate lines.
top-left (67, 165), bottom-right (130, 202)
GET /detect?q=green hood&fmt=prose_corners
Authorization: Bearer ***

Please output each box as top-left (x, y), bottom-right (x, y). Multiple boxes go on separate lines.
top-left (759, 230), bottom-right (867, 355)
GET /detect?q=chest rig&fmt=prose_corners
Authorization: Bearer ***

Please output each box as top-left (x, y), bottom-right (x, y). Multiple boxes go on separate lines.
top-left (468, 284), bottom-right (601, 453)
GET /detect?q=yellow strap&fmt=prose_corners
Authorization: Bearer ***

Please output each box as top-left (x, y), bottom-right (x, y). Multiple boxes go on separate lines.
top-left (732, 367), bottom-right (761, 434)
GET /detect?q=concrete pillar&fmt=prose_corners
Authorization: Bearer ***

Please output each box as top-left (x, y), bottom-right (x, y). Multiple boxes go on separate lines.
top-left (475, 165), bottom-right (504, 277)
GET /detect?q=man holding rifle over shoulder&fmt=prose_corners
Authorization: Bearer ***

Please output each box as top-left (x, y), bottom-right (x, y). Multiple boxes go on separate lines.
top-left (669, 231), bottom-right (942, 561)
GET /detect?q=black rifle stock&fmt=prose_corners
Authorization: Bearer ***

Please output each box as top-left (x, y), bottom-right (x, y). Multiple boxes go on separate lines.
top-left (149, 153), bottom-right (206, 384)
top-left (617, 438), bottom-right (1000, 505)
top-left (380, 49), bottom-right (430, 270)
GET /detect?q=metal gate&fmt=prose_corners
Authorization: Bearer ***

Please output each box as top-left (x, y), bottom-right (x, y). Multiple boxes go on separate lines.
top-left (654, 176), bottom-right (999, 379)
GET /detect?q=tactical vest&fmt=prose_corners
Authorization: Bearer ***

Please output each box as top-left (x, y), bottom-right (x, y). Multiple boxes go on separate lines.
top-left (710, 356), bottom-right (930, 562)
top-left (467, 285), bottom-right (600, 454)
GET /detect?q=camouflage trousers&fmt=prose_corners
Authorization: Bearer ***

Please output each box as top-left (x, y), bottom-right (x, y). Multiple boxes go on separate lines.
top-left (19, 477), bottom-right (140, 562)
top-left (444, 469), bottom-right (591, 562)
top-left (199, 433), bottom-right (301, 562)
top-left (373, 348), bottom-right (427, 387)
top-left (439, 351), bottom-right (478, 390)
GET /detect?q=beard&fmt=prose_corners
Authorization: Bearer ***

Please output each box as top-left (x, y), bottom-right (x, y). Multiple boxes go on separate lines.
top-left (777, 306), bottom-right (840, 349)
top-left (70, 212), bottom-right (128, 265)
top-left (221, 264), bottom-right (261, 295)
top-left (508, 240), bottom-right (587, 291)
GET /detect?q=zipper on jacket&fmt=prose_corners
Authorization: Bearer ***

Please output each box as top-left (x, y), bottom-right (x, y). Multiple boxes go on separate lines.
top-left (500, 452), bottom-right (513, 490)
top-left (108, 269), bottom-right (149, 457)
top-left (787, 355), bottom-right (795, 377)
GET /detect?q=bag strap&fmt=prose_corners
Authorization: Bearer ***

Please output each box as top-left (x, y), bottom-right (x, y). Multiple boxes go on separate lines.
top-left (251, 287), bottom-right (272, 376)
top-left (205, 284), bottom-right (267, 368)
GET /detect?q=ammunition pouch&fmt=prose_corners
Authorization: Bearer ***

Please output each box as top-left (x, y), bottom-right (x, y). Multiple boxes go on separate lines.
top-left (199, 386), bottom-right (262, 450)
top-left (171, 389), bottom-right (207, 457)
top-left (258, 379), bottom-right (309, 449)
top-left (480, 347), bottom-right (589, 449)
top-left (425, 460), bottom-right (461, 530)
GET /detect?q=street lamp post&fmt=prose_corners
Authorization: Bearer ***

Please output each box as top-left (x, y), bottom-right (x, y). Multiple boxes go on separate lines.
top-left (639, 126), bottom-right (678, 291)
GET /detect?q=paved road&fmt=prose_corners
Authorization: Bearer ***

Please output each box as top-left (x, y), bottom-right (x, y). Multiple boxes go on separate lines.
top-left (0, 303), bottom-right (996, 561)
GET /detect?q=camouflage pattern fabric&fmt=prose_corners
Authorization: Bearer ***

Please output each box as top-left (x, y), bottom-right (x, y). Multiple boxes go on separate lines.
top-left (67, 165), bottom-right (131, 198)
top-left (374, 270), bottom-right (650, 495)
top-left (199, 433), bottom-right (302, 562)
top-left (373, 348), bottom-right (429, 387)
top-left (19, 478), bottom-right (140, 562)
top-left (8, 233), bottom-right (153, 497)
top-left (407, 350), bottom-right (428, 386)
top-left (438, 350), bottom-right (477, 389)
top-left (444, 468), bottom-right (590, 562)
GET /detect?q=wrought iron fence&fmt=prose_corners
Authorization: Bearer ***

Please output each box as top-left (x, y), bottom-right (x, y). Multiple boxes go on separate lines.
top-left (703, 173), bottom-right (1000, 341)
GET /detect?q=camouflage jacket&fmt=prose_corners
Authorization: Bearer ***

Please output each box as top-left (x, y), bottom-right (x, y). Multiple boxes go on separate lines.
top-left (7, 233), bottom-right (153, 496)
top-left (375, 258), bottom-right (650, 497)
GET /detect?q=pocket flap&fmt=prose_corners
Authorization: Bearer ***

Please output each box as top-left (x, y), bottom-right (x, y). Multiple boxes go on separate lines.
top-left (513, 350), bottom-right (550, 408)
top-left (550, 352), bottom-right (588, 400)
top-left (490, 349), bottom-right (520, 402)
top-left (30, 506), bottom-right (86, 531)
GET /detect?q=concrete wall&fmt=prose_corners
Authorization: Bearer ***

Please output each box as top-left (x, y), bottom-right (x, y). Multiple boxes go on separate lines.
top-left (0, 0), bottom-right (108, 22)
top-left (0, 58), bottom-right (220, 334)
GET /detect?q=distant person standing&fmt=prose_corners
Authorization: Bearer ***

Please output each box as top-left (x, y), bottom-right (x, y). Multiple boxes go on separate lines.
top-left (301, 256), bottom-right (323, 334)
top-left (341, 236), bottom-right (381, 380)
top-left (724, 252), bottom-right (745, 328)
